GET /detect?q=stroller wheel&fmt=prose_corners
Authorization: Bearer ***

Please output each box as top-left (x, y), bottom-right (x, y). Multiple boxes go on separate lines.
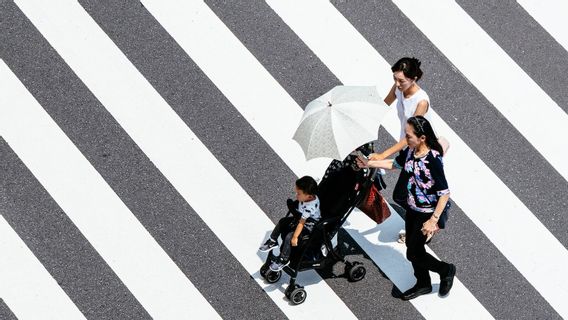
top-left (347, 264), bottom-right (366, 282)
top-left (289, 287), bottom-right (307, 305)
top-left (260, 265), bottom-right (269, 278)
top-left (265, 270), bottom-right (282, 284)
top-left (285, 284), bottom-right (301, 299)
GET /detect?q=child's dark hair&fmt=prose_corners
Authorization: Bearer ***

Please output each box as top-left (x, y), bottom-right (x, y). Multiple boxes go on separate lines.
top-left (391, 57), bottom-right (423, 81)
top-left (407, 116), bottom-right (444, 155)
top-left (296, 176), bottom-right (318, 196)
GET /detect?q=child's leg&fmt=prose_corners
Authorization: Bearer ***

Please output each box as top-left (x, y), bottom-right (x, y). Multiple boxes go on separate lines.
top-left (260, 216), bottom-right (297, 252)
top-left (269, 216), bottom-right (296, 241)
top-left (280, 228), bottom-right (310, 262)
top-left (269, 232), bottom-right (294, 271)
top-left (279, 232), bottom-right (294, 262)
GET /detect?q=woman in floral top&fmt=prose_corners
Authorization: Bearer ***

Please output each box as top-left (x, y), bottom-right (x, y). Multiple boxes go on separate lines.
top-left (395, 138), bottom-right (449, 214)
top-left (357, 116), bottom-right (456, 301)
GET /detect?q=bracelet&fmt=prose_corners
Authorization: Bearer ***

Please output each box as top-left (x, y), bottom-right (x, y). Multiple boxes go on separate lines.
top-left (432, 214), bottom-right (440, 220)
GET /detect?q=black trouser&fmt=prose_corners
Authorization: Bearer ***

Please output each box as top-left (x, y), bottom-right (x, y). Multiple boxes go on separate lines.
top-left (279, 228), bottom-right (310, 262)
top-left (269, 216), bottom-right (296, 242)
top-left (270, 215), bottom-right (311, 262)
top-left (269, 200), bottom-right (302, 240)
top-left (405, 209), bottom-right (451, 286)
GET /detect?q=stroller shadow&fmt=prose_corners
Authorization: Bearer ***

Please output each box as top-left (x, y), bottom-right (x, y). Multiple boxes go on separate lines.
top-left (253, 157), bottom-right (423, 303)
top-left (340, 231), bottom-right (408, 299)
top-left (256, 212), bottom-right (420, 300)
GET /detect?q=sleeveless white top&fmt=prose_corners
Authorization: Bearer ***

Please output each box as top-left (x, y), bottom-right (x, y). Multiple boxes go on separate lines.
top-left (394, 88), bottom-right (432, 139)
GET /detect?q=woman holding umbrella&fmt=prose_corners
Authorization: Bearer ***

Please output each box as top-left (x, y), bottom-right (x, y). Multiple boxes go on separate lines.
top-left (357, 116), bottom-right (456, 300)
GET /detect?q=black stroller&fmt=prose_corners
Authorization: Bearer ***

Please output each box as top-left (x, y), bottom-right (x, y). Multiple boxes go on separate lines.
top-left (259, 162), bottom-right (379, 305)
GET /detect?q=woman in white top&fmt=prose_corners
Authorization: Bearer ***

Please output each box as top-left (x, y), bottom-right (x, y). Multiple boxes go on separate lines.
top-left (371, 57), bottom-right (432, 160)
top-left (370, 58), bottom-right (441, 243)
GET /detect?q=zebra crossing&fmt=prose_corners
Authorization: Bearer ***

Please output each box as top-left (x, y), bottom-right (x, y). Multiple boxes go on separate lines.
top-left (517, 0), bottom-right (568, 52)
top-left (1, 0), bottom-right (567, 319)
top-left (0, 58), bottom-right (221, 318)
top-left (394, 0), bottom-right (568, 181)
top-left (0, 213), bottom-right (85, 319)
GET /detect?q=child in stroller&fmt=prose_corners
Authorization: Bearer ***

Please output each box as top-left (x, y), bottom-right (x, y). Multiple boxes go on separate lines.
top-left (259, 176), bottom-right (321, 272)
top-left (259, 155), bottom-right (376, 305)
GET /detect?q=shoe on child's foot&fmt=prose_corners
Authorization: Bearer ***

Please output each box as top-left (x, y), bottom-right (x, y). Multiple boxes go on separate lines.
top-left (259, 239), bottom-right (278, 252)
top-left (269, 258), bottom-right (290, 272)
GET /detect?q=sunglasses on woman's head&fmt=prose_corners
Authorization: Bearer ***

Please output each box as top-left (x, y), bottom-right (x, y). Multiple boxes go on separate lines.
top-left (410, 117), bottom-right (426, 134)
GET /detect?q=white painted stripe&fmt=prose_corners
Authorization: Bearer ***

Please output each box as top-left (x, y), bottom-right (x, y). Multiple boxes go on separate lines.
top-left (12, 1), bottom-right (356, 318)
top-left (140, 0), bottom-right (330, 181)
top-left (344, 208), bottom-right (489, 318)
top-left (0, 215), bottom-right (85, 320)
top-left (138, 0), bottom-right (491, 318)
top-left (517, 0), bottom-right (568, 52)
top-left (265, 0), bottom-right (568, 318)
top-left (394, 0), bottom-right (568, 181)
top-left (0, 59), bottom-right (218, 319)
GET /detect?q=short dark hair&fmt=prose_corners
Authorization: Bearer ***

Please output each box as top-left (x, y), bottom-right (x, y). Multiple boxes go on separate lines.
top-left (391, 57), bottom-right (423, 81)
top-left (295, 176), bottom-right (318, 196)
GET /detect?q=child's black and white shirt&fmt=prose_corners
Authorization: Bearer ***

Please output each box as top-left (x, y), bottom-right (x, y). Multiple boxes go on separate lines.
top-left (298, 197), bottom-right (321, 231)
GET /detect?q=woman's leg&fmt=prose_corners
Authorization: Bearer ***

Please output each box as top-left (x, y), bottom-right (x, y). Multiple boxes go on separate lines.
top-left (405, 211), bottom-right (449, 286)
top-left (405, 212), bottom-right (431, 286)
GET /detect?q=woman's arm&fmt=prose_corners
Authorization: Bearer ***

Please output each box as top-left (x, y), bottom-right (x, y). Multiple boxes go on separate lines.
top-left (413, 99), bottom-right (429, 116)
top-left (370, 85), bottom-right (399, 159)
top-left (421, 194), bottom-right (450, 234)
top-left (371, 89), bottom-right (424, 161)
top-left (368, 159), bottom-right (395, 169)
top-left (384, 84), bottom-right (396, 106)
top-left (356, 157), bottom-right (396, 170)
top-left (371, 139), bottom-right (407, 160)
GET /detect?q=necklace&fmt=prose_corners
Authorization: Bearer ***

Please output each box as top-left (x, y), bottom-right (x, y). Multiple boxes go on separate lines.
top-left (414, 147), bottom-right (430, 158)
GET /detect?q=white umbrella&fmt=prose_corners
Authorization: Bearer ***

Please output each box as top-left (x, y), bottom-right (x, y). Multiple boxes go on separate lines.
top-left (293, 85), bottom-right (390, 160)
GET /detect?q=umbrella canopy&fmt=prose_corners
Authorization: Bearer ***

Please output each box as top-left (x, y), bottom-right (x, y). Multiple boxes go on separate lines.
top-left (293, 85), bottom-right (390, 160)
